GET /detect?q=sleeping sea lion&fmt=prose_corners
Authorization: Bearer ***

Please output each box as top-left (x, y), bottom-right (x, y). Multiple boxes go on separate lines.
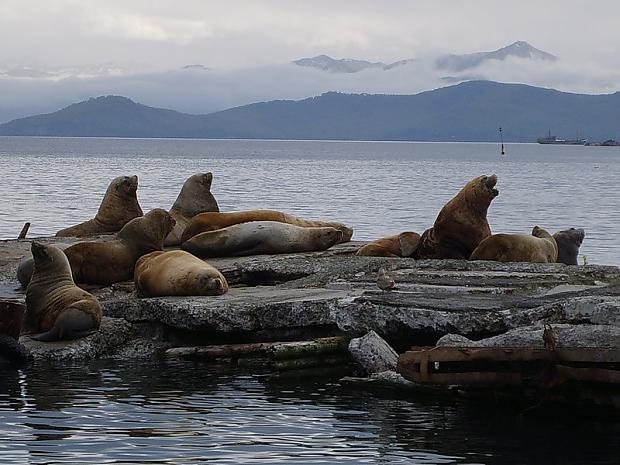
top-left (415, 174), bottom-right (499, 259)
top-left (165, 172), bottom-right (220, 246)
top-left (24, 242), bottom-right (101, 341)
top-left (553, 228), bottom-right (585, 265)
top-left (134, 250), bottom-right (228, 297)
top-left (182, 221), bottom-right (343, 258)
top-left (469, 226), bottom-right (558, 263)
top-left (356, 232), bottom-right (421, 257)
top-left (56, 175), bottom-right (143, 237)
top-left (62, 208), bottom-right (175, 285)
top-left (181, 210), bottom-right (353, 244)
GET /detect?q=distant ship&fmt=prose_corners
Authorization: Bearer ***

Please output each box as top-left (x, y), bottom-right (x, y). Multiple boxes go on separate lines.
top-left (537, 130), bottom-right (586, 145)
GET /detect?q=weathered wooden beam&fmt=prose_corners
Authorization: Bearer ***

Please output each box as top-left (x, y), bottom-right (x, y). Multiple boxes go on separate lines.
top-left (17, 222), bottom-right (31, 240)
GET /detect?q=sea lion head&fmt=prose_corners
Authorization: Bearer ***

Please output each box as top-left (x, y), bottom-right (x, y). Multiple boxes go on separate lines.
top-left (201, 275), bottom-right (228, 295)
top-left (117, 208), bottom-right (176, 251)
top-left (30, 241), bottom-right (71, 275)
top-left (96, 175), bottom-right (143, 225)
top-left (466, 174), bottom-right (499, 202)
top-left (317, 227), bottom-right (344, 248)
top-left (553, 228), bottom-right (585, 265)
top-left (171, 172), bottom-right (219, 217)
top-left (115, 175), bottom-right (139, 197)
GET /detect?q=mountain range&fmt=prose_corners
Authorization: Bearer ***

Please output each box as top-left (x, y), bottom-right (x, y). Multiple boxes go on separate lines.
top-left (1, 80), bottom-right (619, 142)
top-left (292, 41), bottom-right (555, 74)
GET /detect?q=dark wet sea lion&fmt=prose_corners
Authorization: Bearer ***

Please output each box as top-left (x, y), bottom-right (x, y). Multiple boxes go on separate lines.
top-left (356, 232), bottom-right (421, 257)
top-left (165, 172), bottom-right (220, 246)
top-left (415, 174), bottom-right (499, 259)
top-left (134, 250), bottom-right (228, 297)
top-left (469, 226), bottom-right (558, 263)
top-left (181, 210), bottom-right (353, 244)
top-left (553, 228), bottom-right (585, 265)
top-left (182, 221), bottom-right (343, 257)
top-left (24, 242), bottom-right (101, 341)
top-left (56, 175), bottom-right (143, 237)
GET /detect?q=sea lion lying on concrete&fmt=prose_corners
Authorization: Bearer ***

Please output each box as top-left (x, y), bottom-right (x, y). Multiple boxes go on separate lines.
top-left (62, 208), bottom-right (175, 285)
top-left (469, 226), bottom-right (558, 263)
top-left (24, 242), bottom-right (101, 341)
top-left (415, 174), bottom-right (499, 259)
top-left (181, 210), bottom-right (353, 244)
top-left (56, 175), bottom-right (143, 237)
top-left (134, 250), bottom-right (228, 297)
top-left (553, 228), bottom-right (586, 265)
top-left (164, 172), bottom-right (220, 246)
top-left (182, 221), bottom-right (343, 258)
top-left (355, 232), bottom-right (421, 257)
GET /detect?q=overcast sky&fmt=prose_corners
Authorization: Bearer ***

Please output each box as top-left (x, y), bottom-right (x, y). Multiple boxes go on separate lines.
top-left (1, 0), bottom-right (618, 69)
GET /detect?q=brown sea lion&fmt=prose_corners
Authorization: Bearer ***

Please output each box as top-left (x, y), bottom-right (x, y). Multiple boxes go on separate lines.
top-left (415, 174), bottom-right (499, 259)
top-left (469, 226), bottom-right (558, 263)
top-left (24, 242), bottom-right (101, 341)
top-left (181, 210), bottom-right (353, 244)
top-left (134, 250), bottom-right (228, 297)
top-left (182, 221), bottom-right (343, 258)
top-left (356, 232), bottom-right (421, 257)
top-left (165, 172), bottom-right (220, 246)
top-left (56, 175), bottom-right (143, 237)
top-left (553, 228), bottom-right (585, 265)
top-left (63, 208), bottom-right (175, 285)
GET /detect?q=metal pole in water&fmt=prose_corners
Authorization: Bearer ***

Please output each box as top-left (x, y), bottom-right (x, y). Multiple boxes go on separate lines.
top-left (499, 127), bottom-right (505, 155)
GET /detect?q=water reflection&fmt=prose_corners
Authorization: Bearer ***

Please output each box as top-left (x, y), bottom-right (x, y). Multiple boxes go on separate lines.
top-left (2, 360), bottom-right (618, 464)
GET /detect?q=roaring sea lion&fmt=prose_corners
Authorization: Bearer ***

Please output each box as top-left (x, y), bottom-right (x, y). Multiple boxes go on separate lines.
top-left (134, 250), bottom-right (228, 297)
top-left (182, 221), bottom-right (343, 258)
top-left (24, 242), bottom-right (101, 341)
top-left (62, 208), bottom-right (175, 285)
top-left (165, 172), bottom-right (220, 246)
top-left (415, 174), bottom-right (499, 259)
top-left (56, 175), bottom-right (143, 237)
top-left (356, 232), bottom-right (421, 257)
top-left (181, 210), bottom-right (353, 244)
top-left (470, 226), bottom-right (558, 263)
top-left (553, 228), bottom-right (585, 265)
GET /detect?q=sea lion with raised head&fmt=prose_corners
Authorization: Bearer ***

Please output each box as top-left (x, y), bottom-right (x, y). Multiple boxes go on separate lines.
top-left (165, 172), bottom-right (220, 246)
top-left (181, 210), bottom-right (353, 244)
top-left (56, 175), bottom-right (143, 237)
top-left (415, 174), bottom-right (499, 259)
top-left (134, 250), bottom-right (228, 297)
top-left (356, 232), bottom-right (421, 257)
top-left (553, 228), bottom-right (585, 265)
top-left (62, 208), bottom-right (175, 285)
top-left (182, 221), bottom-right (343, 258)
top-left (470, 226), bottom-right (558, 263)
top-left (24, 242), bottom-right (101, 341)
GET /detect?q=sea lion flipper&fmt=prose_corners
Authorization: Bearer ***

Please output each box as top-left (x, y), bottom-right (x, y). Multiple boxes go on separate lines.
top-left (31, 306), bottom-right (98, 342)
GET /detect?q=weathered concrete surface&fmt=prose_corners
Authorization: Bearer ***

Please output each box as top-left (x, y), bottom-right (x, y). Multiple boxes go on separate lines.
top-left (19, 317), bottom-right (132, 362)
top-left (436, 323), bottom-right (620, 349)
top-left (348, 330), bottom-right (398, 375)
top-left (2, 236), bottom-right (620, 362)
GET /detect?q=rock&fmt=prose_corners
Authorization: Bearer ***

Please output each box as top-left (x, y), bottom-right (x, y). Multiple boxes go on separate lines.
top-left (436, 323), bottom-right (620, 349)
top-left (19, 317), bottom-right (133, 362)
top-left (348, 330), bottom-right (398, 374)
top-left (0, 299), bottom-right (25, 339)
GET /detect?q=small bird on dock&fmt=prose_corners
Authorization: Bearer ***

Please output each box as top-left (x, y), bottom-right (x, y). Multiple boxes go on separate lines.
top-left (542, 323), bottom-right (558, 350)
top-left (376, 267), bottom-right (395, 291)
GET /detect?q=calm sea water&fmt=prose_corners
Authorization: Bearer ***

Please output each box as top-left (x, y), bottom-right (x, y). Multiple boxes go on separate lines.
top-left (1, 137), bottom-right (620, 463)
top-left (0, 137), bottom-right (619, 264)
top-left (1, 360), bottom-right (618, 465)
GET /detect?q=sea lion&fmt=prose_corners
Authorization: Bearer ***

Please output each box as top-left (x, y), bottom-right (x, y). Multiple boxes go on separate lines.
top-left (134, 250), bottom-right (228, 297)
top-left (164, 172), bottom-right (220, 246)
top-left (182, 221), bottom-right (343, 258)
top-left (356, 232), bottom-right (421, 257)
top-left (24, 242), bottom-right (101, 341)
top-left (469, 226), bottom-right (558, 263)
top-left (181, 210), bottom-right (353, 244)
top-left (56, 175), bottom-right (143, 237)
top-left (62, 208), bottom-right (175, 285)
top-left (415, 174), bottom-right (499, 259)
top-left (553, 228), bottom-right (585, 265)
